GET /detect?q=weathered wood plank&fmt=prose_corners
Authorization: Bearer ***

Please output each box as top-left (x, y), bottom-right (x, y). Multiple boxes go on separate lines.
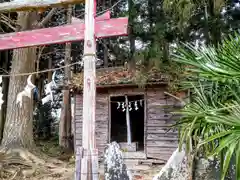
top-left (147, 146), bottom-right (177, 152)
top-left (146, 127), bottom-right (175, 133)
top-left (146, 141), bottom-right (178, 148)
top-left (0, 17), bottom-right (128, 50)
top-left (147, 100), bottom-right (167, 106)
top-left (146, 135), bottom-right (178, 141)
top-left (146, 133), bottom-right (178, 139)
top-left (75, 114), bottom-right (107, 121)
top-left (75, 135), bottom-right (108, 141)
top-left (75, 139), bottom-right (82, 146)
top-left (75, 122), bottom-right (108, 128)
top-left (75, 122), bottom-right (82, 128)
top-left (147, 152), bottom-right (176, 159)
top-left (147, 150), bottom-right (177, 160)
top-left (147, 154), bottom-right (171, 161)
top-left (147, 113), bottom-right (174, 120)
top-left (0, 0), bottom-right (85, 12)
top-left (147, 119), bottom-right (176, 126)
top-left (75, 115), bottom-right (82, 121)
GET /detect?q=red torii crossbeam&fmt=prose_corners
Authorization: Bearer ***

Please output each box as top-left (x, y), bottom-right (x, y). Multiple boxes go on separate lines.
top-left (0, 12), bottom-right (127, 50)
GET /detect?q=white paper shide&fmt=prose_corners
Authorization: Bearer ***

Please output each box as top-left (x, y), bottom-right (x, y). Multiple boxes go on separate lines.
top-left (16, 74), bottom-right (36, 107)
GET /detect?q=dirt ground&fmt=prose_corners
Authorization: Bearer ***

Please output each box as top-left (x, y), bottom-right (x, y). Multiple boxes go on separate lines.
top-left (0, 141), bottom-right (161, 180)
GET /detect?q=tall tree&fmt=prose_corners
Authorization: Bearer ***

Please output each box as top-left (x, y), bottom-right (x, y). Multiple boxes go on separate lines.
top-left (128, 0), bottom-right (136, 69)
top-left (163, 0), bottom-right (226, 46)
top-left (1, 12), bottom-right (38, 149)
top-left (0, 8), bottom-right (60, 164)
top-left (59, 5), bottom-right (73, 150)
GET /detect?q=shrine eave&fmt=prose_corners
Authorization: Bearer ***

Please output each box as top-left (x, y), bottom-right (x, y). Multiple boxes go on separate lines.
top-left (71, 67), bottom-right (170, 91)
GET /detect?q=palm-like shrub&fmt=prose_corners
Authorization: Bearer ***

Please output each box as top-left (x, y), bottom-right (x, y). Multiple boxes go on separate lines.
top-left (174, 33), bottom-right (240, 180)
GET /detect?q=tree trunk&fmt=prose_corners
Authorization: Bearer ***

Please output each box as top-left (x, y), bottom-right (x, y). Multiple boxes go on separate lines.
top-left (1, 12), bottom-right (38, 149)
top-left (59, 5), bottom-right (73, 150)
top-left (208, 0), bottom-right (221, 46)
top-left (59, 90), bottom-right (72, 148)
top-left (203, 3), bottom-right (210, 45)
top-left (0, 51), bottom-right (9, 142)
top-left (128, 0), bottom-right (136, 70)
top-left (162, 39), bottom-right (170, 63)
top-left (102, 0), bottom-right (109, 68)
top-left (47, 56), bottom-right (52, 81)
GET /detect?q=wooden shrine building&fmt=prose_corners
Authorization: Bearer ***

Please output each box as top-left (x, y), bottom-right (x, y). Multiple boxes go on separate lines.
top-left (71, 67), bottom-right (183, 163)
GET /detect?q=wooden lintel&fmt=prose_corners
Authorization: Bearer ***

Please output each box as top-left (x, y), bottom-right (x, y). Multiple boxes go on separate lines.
top-left (0, 0), bottom-right (84, 12)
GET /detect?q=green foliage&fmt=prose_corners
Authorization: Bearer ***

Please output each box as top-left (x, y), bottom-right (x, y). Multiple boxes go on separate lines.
top-left (33, 103), bottom-right (56, 140)
top-left (163, 0), bottom-right (196, 28)
top-left (173, 33), bottom-right (240, 180)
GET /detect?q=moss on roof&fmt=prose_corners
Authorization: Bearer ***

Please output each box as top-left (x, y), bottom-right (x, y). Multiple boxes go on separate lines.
top-left (71, 66), bottom-right (170, 89)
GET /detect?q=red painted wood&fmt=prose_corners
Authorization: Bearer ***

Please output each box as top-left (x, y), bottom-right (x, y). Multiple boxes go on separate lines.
top-left (72, 11), bottom-right (111, 24)
top-left (96, 10), bottom-right (110, 21)
top-left (0, 17), bottom-right (128, 50)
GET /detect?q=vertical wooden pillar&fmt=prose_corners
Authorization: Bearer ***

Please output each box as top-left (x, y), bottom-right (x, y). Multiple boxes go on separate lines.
top-left (75, 146), bottom-right (83, 180)
top-left (81, 0), bottom-right (98, 179)
top-left (125, 95), bottom-right (132, 145)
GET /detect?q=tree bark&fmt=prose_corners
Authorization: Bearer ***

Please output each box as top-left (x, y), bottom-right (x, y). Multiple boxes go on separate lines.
top-left (102, 0), bottom-right (109, 68)
top-left (162, 39), bottom-right (170, 63)
top-left (208, 0), bottom-right (221, 46)
top-left (1, 12), bottom-right (38, 149)
top-left (128, 0), bottom-right (136, 70)
top-left (59, 5), bottom-right (72, 150)
top-left (0, 51), bottom-right (9, 142)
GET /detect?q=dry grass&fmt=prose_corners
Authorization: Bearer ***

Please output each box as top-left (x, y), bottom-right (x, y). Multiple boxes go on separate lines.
top-left (0, 140), bottom-right (74, 180)
top-left (0, 141), bottom-right (162, 180)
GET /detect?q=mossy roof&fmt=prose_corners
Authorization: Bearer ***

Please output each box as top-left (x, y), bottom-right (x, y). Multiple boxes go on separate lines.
top-left (71, 66), bottom-right (170, 89)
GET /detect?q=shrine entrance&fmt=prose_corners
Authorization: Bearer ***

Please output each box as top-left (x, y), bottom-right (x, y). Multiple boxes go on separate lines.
top-left (110, 95), bottom-right (145, 153)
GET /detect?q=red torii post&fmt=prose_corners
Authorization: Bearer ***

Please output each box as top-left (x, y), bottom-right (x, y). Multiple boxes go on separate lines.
top-left (0, 1), bottom-right (128, 180)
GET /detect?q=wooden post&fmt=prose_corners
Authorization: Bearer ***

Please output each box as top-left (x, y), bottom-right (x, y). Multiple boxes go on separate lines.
top-left (81, 0), bottom-right (98, 179)
top-left (75, 146), bottom-right (83, 180)
top-left (125, 95), bottom-right (132, 145)
top-left (59, 4), bottom-right (73, 149)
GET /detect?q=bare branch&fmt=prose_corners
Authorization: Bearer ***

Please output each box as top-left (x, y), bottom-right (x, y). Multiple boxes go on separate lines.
top-left (36, 46), bottom-right (45, 77)
top-left (37, 46), bottom-right (46, 61)
top-left (37, 8), bottom-right (58, 28)
top-left (1, 14), bottom-right (17, 25)
top-left (0, 14), bottom-right (19, 30)
top-left (0, 19), bottom-right (16, 31)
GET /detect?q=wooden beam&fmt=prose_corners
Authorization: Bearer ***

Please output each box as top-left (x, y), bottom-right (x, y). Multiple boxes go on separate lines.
top-left (0, 17), bottom-right (128, 50)
top-left (0, 0), bottom-right (84, 12)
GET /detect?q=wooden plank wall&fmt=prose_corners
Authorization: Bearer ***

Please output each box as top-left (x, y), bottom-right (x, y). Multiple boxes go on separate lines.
top-left (146, 88), bottom-right (180, 161)
top-left (74, 93), bottom-right (109, 156)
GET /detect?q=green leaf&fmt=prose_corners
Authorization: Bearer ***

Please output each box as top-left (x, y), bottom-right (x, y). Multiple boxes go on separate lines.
top-left (235, 142), bottom-right (240, 180)
top-left (221, 141), bottom-right (238, 180)
top-left (198, 130), bottom-right (233, 147)
top-left (209, 134), bottom-right (238, 156)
